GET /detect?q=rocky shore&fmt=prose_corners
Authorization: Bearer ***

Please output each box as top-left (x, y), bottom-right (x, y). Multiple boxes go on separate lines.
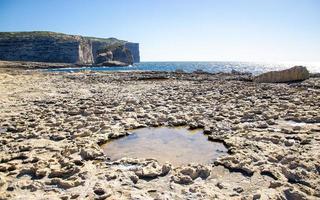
top-left (0, 68), bottom-right (320, 199)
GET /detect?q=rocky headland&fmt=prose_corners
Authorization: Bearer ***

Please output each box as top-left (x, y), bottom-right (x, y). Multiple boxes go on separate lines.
top-left (0, 67), bottom-right (319, 199)
top-left (0, 32), bottom-right (140, 67)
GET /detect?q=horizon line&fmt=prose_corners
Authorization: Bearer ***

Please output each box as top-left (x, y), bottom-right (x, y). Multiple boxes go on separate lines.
top-left (139, 60), bottom-right (320, 65)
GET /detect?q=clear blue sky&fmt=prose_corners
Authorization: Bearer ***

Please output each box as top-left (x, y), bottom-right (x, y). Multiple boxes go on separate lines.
top-left (0, 0), bottom-right (319, 62)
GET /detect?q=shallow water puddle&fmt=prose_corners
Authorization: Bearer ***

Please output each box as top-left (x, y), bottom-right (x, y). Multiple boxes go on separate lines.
top-left (102, 127), bottom-right (228, 166)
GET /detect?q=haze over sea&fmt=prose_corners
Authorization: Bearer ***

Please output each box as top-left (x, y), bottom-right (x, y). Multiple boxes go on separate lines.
top-left (47, 61), bottom-right (320, 75)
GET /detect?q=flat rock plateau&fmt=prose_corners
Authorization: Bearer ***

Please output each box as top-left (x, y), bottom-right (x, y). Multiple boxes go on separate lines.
top-left (0, 67), bottom-right (320, 200)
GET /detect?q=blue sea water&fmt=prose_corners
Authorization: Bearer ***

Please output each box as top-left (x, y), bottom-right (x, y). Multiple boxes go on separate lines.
top-left (45, 61), bottom-right (320, 75)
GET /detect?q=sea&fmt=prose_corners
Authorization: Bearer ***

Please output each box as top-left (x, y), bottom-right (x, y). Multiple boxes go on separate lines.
top-left (45, 61), bottom-right (320, 75)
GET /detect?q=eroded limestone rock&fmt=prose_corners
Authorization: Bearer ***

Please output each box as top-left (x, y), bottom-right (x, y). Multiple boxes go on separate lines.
top-left (254, 66), bottom-right (309, 83)
top-left (0, 70), bottom-right (319, 199)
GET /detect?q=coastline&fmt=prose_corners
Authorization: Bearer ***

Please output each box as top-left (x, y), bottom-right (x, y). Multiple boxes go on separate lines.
top-left (0, 60), bottom-right (98, 70)
top-left (0, 68), bottom-right (319, 199)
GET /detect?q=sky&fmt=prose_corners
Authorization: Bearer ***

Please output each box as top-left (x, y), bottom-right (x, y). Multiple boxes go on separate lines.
top-left (0, 0), bottom-right (319, 63)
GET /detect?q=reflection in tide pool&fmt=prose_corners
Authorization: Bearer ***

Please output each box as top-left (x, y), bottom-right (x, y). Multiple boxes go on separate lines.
top-left (102, 127), bottom-right (228, 166)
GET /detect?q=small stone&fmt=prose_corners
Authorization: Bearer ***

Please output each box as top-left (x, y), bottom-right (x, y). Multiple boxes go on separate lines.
top-left (285, 139), bottom-right (295, 147)
top-left (233, 186), bottom-right (244, 193)
top-left (49, 134), bottom-right (65, 141)
top-left (253, 193), bottom-right (261, 200)
top-left (203, 127), bottom-right (211, 134)
top-left (0, 164), bottom-right (9, 172)
top-left (94, 188), bottom-right (105, 196)
top-left (171, 174), bottom-right (193, 185)
top-left (189, 186), bottom-right (197, 193)
top-left (60, 195), bottom-right (69, 200)
top-left (70, 193), bottom-right (80, 199)
top-left (6, 186), bottom-right (14, 191)
top-left (129, 174), bottom-right (139, 184)
top-left (106, 173), bottom-right (117, 181)
top-left (180, 167), bottom-right (197, 179)
top-left (161, 163), bottom-right (171, 175)
top-left (216, 182), bottom-right (226, 189)
top-left (197, 166), bottom-right (210, 179)
top-left (135, 162), bottom-right (163, 179)
top-left (80, 148), bottom-right (103, 160)
top-left (36, 168), bottom-right (48, 178)
top-left (189, 122), bottom-right (199, 130)
top-left (256, 122), bottom-right (268, 129)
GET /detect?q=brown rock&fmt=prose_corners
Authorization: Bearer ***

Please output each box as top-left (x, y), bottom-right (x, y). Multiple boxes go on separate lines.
top-left (47, 178), bottom-right (84, 189)
top-left (171, 174), bottom-right (194, 184)
top-left (79, 148), bottom-right (103, 160)
top-left (254, 66), bottom-right (309, 83)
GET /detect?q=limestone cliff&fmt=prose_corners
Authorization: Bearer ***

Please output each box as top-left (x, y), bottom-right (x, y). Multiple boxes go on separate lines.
top-left (0, 31), bottom-right (140, 66)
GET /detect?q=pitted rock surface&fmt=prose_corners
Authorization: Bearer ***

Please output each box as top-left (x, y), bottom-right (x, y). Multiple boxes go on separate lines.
top-left (0, 69), bottom-right (319, 199)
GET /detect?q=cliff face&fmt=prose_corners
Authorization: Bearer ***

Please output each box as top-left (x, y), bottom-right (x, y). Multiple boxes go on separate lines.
top-left (125, 43), bottom-right (140, 63)
top-left (0, 31), bottom-right (140, 65)
top-left (78, 37), bottom-right (94, 64)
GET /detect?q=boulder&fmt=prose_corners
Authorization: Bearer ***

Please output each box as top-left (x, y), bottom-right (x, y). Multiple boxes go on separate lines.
top-left (134, 162), bottom-right (171, 179)
top-left (171, 165), bottom-right (211, 184)
top-left (254, 66), bottom-right (309, 83)
top-left (79, 148), bottom-right (103, 160)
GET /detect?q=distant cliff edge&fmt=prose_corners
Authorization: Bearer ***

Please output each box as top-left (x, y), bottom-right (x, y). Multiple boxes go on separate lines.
top-left (0, 31), bottom-right (140, 66)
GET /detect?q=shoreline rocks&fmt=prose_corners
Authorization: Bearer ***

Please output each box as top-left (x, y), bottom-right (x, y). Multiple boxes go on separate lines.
top-left (0, 69), bottom-right (319, 199)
